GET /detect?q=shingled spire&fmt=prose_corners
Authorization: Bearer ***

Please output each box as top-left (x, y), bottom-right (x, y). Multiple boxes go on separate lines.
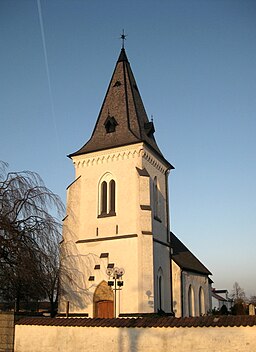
top-left (70, 48), bottom-right (170, 165)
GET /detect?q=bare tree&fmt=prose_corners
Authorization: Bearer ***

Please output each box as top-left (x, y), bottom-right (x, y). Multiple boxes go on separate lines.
top-left (249, 295), bottom-right (256, 306)
top-left (229, 282), bottom-right (247, 315)
top-left (0, 161), bottom-right (64, 314)
top-left (230, 282), bottom-right (246, 304)
top-left (38, 234), bottom-right (61, 315)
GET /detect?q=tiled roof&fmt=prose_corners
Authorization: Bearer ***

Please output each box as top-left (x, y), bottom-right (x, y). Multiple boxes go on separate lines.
top-left (170, 232), bottom-right (212, 275)
top-left (16, 315), bottom-right (256, 328)
top-left (69, 48), bottom-right (173, 169)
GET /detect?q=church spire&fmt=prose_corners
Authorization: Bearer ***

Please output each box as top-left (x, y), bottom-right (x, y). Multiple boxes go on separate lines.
top-left (70, 48), bottom-right (172, 168)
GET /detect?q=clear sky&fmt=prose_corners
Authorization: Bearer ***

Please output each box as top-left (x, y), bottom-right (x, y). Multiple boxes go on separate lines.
top-left (1, 0), bottom-right (256, 297)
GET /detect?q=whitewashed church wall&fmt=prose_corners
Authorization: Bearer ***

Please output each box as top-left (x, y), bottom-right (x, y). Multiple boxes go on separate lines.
top-left (182, 271), bottom-right (211, 317)
top-left (153, 241), bottom-right (172, 313)
top-left (60, 143), bottom-right (160, 316)
top-left (138, 234), bottom-right (155, 313)
top-left (59, 235), bottom-right (140, 316)
top-left (141, 147), bottom-right (170, 244)
top-left (63, 175), bottom-right (82, 241)
top-left (15, 324), bottom-right (256, 352)
top-left (141, 146), bottom-right (172, 313)
top-left (71, 144), bottom-right (144, 239)
top-left (172, 261), bottom-right (182, 317)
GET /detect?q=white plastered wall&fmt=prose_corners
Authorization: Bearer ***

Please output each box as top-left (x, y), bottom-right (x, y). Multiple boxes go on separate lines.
top-left (60, 143), bottom-right (172, 315)
top-left (15, 324), bottom-right (256, 352)
top-left (172, 261), bottom-right (182, 317)
top-left (182, 271), bottom-right (211, 317)
top-left (142, 146), bottom-right (172, 313)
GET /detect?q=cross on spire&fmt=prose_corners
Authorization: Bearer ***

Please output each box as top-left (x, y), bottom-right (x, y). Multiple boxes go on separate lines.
top-left (120, 29), bottom-right (127, 49)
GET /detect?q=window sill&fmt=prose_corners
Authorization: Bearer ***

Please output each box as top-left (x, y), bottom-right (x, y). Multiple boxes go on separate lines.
top-left (98, 211), bottom-right (116, 218)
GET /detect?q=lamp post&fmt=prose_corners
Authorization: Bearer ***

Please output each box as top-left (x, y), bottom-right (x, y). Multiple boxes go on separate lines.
top-left (107, 267), bottom-right (125, 318)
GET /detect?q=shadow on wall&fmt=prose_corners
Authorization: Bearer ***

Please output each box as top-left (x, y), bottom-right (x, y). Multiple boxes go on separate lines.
top-left (117, 323), bottom-right (171, 352)
top-left (60, 239), bottom-right (95, 311)
top-left (59, 200), bottom-right (96, 312)
top-left (60, 219), bottom-right (118, 313)
top-left (145, 290), bottom-right (154, 309)
top-left (118, 325), bottom-right (138, 352)
top-left (173, 300), bottom-right (177, 316)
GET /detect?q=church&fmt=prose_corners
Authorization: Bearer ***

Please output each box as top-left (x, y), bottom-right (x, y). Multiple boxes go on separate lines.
top-left (59, 44), bottom-right (212, 318)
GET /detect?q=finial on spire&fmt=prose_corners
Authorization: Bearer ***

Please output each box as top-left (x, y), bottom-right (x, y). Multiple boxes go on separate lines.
top-left (120, 29), bottom-right (127, 49)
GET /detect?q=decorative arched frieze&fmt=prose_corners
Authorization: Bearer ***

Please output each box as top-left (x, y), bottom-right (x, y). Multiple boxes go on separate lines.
top-left (72, 147), bottom-right (143, 168)
top-left (142, 150), bottom-right (167, 174)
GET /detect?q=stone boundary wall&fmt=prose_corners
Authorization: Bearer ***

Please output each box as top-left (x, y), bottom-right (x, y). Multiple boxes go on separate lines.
top-left (0, 312), bottom-right (15, 352)
top-left (14, 323), bottom-right (256, 352)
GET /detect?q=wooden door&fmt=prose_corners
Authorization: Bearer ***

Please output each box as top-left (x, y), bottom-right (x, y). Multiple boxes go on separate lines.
top-left (96, 300), bottom-right (114, 318)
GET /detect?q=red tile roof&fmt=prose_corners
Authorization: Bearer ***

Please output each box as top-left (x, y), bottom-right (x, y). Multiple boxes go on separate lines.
top-left (16, 315), bottom-right (256, 328)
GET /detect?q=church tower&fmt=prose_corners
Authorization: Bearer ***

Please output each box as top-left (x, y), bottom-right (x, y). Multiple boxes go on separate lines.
top-left (59, 47), bottom-right (174, 317)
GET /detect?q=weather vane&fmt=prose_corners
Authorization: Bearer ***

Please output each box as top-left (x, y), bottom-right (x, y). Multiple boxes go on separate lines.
top-left (120, 29), bottom-right (127, 49)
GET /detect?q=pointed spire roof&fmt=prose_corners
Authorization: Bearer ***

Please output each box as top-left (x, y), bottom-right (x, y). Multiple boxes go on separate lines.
top-left (70, 48), bottom-right (173, 168)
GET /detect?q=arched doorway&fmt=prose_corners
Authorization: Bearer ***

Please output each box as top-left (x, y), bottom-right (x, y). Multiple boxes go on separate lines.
top-left (93, 281), bottom-right (114, 318)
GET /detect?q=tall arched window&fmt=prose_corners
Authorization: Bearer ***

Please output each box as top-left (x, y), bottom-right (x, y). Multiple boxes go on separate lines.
top-left (101, 181), bottom-right (107, 214)
top-left (98, 173), bottom-right (116, 217)
top-left (153, 176), bottom-right (159, 219)
top-left (157, 268), bottom-right (164, 311)
top-left (199, 286), bottom-right (205, 316)
top-left (159, 276), bottom-right (162, 311)
top-left (188, 285), bottom-right (195, 317)
top-left (109, 180), bottom-right (116, 214)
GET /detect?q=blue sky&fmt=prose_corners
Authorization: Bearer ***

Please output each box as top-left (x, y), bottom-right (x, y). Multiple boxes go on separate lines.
top-left (1, 0), bottom-right (256, 297)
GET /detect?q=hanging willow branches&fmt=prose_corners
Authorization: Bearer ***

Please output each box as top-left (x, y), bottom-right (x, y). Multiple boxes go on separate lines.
top-left (0, 161), bottom-right (64, 314)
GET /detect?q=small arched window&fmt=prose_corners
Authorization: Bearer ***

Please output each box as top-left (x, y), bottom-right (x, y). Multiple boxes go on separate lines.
top-left (188, 285), bottom-right (195, 317)
top-left (98, 173), bottom-right (116, 217)
top-left (199, 286), bottom-right (205, 316)
top-left (109, 180), bottom-right (116, 214)
top-left (159, 276), bottom-right (162, 311)
top-left (153, 176), bottom-right (160, 220)
top-left (101, 181), bottom-right (107, 214)
top-left (157, 268), bottom-right (164, 312)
